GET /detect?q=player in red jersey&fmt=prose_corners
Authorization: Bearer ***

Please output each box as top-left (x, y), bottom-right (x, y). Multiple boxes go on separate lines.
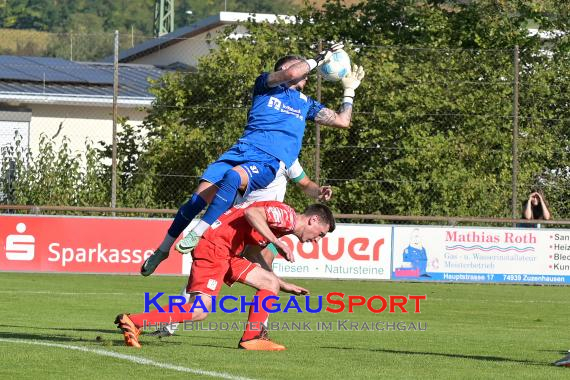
top-left (115, 201), bottom-right (335, 350)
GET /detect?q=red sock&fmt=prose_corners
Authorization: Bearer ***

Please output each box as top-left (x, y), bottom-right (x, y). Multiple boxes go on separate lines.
top-left (241, 289), bottom-right (276, 341)
top-left (129, 303), bottom-right (193, 327)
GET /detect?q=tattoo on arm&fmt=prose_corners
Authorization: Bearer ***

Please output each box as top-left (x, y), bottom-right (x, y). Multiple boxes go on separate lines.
top-left (339, 102), bottom-right (353, 119)
top-left (315, 108), bottom-right (337, 125)
top-left (315, 103), bottom-right (353, 127)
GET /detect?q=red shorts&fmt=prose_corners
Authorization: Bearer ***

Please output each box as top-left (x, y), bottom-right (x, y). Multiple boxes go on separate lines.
top-left (186, 239), bottom-right (255, 297)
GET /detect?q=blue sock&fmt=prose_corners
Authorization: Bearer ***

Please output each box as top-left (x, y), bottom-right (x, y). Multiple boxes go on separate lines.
top-left (167, 193), bottom-right (207, 237)
top-left (202, 170), bottom-right (242, 225)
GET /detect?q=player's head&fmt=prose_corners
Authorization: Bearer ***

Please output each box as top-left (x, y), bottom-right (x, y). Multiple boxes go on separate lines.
top-left (274, 55), bottom-right (308, 91)
top-left (274, 55), bottom-right (305, 71)
top-left (298, 204), bottom-right (335, 243)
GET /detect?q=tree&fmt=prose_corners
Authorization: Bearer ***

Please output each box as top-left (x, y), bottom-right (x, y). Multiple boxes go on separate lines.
top-left (136, 0), bottom-right (570, 218)
top-left (0, 133), bottom-right (108, 209)
top-left (4, 0), bottom-right (570, 219)
top-left (0, 125), bottom-right (156, 212)
top-left (97, 119), bottom-right (157, 208)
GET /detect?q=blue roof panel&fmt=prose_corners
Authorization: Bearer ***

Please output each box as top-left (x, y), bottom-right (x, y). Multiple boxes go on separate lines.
top-left (0, 55), bottom-right (114, 84)
top-left (0, 64), bottom-right (43, 81)
top-left (0, 58), bottom-right (170, 101)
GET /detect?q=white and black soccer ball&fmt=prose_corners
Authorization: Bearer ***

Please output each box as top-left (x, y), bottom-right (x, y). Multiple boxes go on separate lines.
top-left (319, 49), bottom-right (352, 82)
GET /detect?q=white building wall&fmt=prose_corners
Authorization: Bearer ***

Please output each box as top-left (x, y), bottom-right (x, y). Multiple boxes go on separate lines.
top-left (129, 27), bottom-right (225, 67)
top-left (28, 104), bottom-right (148, 155)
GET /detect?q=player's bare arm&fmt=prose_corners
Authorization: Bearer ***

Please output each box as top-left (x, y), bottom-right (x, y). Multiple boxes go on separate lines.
top-left (243, 207), bottom-right (294, 261)
top-left (314, 104), bottom-right (353, 129)
top-left (243, 207), bottom-right (279, 244)
top-left (314, 64), bottom-right (365, 128)
top-left (297, 176), bottom-right (333, 201)
top-left (266, 60), bottom-right (310, 88)
top-left (266, 42), bottom-right (345, 88)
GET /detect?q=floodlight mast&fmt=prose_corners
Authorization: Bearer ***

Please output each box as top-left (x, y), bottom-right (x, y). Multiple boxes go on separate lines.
top-left (154, 0), bottom-right (175, 37)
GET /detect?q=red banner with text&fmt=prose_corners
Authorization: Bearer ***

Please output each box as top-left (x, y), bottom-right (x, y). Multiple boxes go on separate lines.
top-left (0, 215), bottom-right (181, 275)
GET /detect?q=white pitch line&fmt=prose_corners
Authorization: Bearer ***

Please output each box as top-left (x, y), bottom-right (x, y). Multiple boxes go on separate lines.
top-left (0, 338), bottom-right (254, 380)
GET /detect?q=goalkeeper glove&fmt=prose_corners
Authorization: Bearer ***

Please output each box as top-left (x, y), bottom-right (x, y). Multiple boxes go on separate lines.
top-left (306, 42), bottom-right (344, 71)
top-left (342, 65), bottom-right (365, 102)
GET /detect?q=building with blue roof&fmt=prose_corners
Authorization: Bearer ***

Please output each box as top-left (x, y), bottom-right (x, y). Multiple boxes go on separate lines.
top-left (0, 56), bottom-right (167, 154)
top-left (0, 12), bottom-right (290, 155)
top-left (107, 11), bottom-right (293, 68)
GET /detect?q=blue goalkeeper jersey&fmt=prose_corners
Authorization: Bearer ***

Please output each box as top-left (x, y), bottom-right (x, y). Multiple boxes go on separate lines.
top-left (238, 72), bottom-right (325, 168)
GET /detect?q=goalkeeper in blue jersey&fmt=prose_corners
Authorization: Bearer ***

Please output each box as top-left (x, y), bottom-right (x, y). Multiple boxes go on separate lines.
top-left (141, 42), bottom-right (365, 276)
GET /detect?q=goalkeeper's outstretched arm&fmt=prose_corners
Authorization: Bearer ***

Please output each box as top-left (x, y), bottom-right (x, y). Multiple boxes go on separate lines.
top-left (314, 65), bottom-right (365, 129)
top-left (267, 43), bottom-right (344, 88)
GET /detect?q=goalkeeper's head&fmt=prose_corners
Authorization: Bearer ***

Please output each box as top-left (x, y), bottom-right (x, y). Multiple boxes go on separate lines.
top-left (274, 55), bottom-right (306, 71)
top-left (273, 55), bottom-right (309, 91)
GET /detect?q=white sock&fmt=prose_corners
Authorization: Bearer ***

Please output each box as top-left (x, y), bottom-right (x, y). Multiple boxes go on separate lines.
top-left (166, 322), bottom-right (179, 334)
top-left (166, 286), bottom-right (191, 334)
top-left (158, 234), bottom-right (176, 253)
top-left (193, 220), bottom-right (210, 236)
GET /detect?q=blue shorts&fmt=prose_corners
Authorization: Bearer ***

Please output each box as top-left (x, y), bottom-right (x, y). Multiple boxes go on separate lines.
top-left (201, 142), bottom-right (280, 197)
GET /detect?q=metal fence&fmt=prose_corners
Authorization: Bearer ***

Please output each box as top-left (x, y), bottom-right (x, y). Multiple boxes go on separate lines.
top-left (1, 31), bottom-right (569, 223)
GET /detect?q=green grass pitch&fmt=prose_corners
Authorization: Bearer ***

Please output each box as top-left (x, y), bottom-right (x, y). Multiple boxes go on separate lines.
top-left (0, 273), bottom-right (568, 379)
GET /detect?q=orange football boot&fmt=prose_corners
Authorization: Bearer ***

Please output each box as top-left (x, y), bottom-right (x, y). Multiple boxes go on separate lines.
top-left (238, 335), bottom-right (286, 351)
top-left (115, 314), bottom-right (142, 348)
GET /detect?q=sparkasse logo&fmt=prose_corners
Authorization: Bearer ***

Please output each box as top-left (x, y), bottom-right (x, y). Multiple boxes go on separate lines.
top-left (5, 222), bottom-right (35, 261)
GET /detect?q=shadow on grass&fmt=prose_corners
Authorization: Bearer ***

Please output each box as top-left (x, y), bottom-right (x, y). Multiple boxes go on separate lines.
top-left (0, 324), bottom-right (237, 341)
top-left (0, 323), bottom-right (117, 335)
top-left (177, 333), bottom-right (234, 341)
top-left (182, 342), bottom-right (237, 350)
top-left (0, 331), bottom-right (92, 344)
top-left (0, 330), bottom-right (179, 348)
top-left (0, 325), bottom-right (238, 349)
top-left (321, 346), bottom-right (547, 366)
top-left (538, 348), bottom-right (570, 355)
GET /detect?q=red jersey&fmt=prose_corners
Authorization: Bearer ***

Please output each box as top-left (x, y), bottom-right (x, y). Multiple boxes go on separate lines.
top-left (202, 200), bottom-right (296, 255)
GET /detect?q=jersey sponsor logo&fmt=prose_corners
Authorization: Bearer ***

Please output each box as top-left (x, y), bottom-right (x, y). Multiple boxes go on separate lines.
top-left (268, 96), bottom-right (282, 110)
top-left (267, 96), bottom-right (304, 120)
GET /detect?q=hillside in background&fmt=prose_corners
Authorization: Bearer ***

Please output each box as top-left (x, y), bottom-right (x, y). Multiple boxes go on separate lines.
top-left (0, 0), bottom-right (307, 36)
top-left (0, 28), bottom-right (51, 56)
top-left (0, 0), bottom-right (364, 59)
top-left (0, 0), bottom-right (318, 59)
